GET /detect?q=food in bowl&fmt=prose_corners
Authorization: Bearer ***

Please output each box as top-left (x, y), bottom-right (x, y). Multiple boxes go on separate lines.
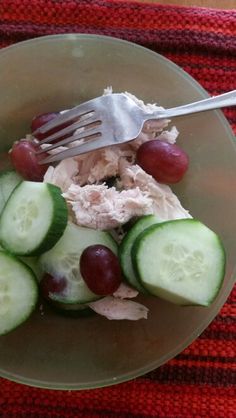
top-left (0, 91), bottom-right (226, 335)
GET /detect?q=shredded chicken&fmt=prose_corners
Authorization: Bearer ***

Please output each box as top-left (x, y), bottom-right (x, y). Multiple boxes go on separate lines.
top-left (43, 146), bottom-right (132, 188)
top-left (40, 143), bottom-right (69, 155)
top-left (73, 129), bottom-right (179, 185)
top-left (113, 283), bottom-right (139, 299)
top-left (88, 296), bottom-right (148, 320)
top-left (42, 90), bottom-right (179, 189)
top-left (123, 91), bottom-right (165, 115)
top-left (119, 164), bottom-right (191, 221)
top-left (74, 145), bottom-right (135, 186)
top-left (156, 126), bottom-right (179, 144)
top-left (43, 158), bottom-right (78, 193)
top-left (42, 124), bottom-right (178, 191)
top-left (63, 183), bottom-right (153, 230)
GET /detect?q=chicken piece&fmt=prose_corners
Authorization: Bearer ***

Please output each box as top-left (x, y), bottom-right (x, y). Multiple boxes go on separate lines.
top-left (74, 145), bottom-right (135, 186)
top-left (43, 130), bottom-right (178, 191)
top-left (88, 296), bottom-right (148, 320)
top-left (43, 158), bottom-right (78, 193)
top-left (40, 90), bottom-right (178, 188)
top-left (63, 183), bottom-right (153, 230)
top-left (120, 163), bottom-right (191, 221)
top-left (42, 146), bottom-right (132, 191)
top-left (40, 143), bottom-right (69, 155)
top-left (156, 126), bottom-right (179, 144)
top-left (113, 282), bottom-right (139, 299)
top-left (123, 91), bottom-right (165, 116)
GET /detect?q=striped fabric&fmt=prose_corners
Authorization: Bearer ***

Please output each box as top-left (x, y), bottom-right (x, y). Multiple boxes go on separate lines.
top-left (0, 1), bottom-right (235, 417)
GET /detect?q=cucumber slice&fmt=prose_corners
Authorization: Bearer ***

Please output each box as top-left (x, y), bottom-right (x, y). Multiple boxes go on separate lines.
top-left (0, 244), bottom-right (43, 281)
top-left (0, 251), bottom-right (38, 335)
top-left (0, 181), bottom-right (68, 256)
top-left (20, 257), bottom-right (43, 281)
top-left (119, 215), bottom-right (160, 293)
top-left (132, 219), bottom-right (226, 306)
top-left (39, 222), bottom-right (118, 304)
top-left (0, 170), bottom-right (22, 214)
top-left (47, 300), bottom-right (94, 317)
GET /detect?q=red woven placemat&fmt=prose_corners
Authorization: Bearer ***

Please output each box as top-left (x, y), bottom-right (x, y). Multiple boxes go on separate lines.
top-left (0, 1), bottom-right (235, 417)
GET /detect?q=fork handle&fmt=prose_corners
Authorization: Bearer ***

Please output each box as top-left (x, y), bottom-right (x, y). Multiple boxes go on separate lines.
top-left (147, 90), bottom-right (236, 120)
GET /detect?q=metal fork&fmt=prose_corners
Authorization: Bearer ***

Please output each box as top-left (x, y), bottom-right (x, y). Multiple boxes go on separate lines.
top-left (36, 91), bottom-right (236, 164)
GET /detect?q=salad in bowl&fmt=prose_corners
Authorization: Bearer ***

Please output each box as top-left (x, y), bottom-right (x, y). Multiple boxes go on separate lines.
top-left (0, 89), bottom-right (226, 335)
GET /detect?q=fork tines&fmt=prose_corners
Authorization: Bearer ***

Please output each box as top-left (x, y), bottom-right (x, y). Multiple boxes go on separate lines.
top-left (34, 99), bottom-right (103, 158)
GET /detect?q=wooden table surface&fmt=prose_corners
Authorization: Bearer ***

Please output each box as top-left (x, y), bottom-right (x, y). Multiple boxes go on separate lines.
top-left (136, 0), bottom-right (236, 9)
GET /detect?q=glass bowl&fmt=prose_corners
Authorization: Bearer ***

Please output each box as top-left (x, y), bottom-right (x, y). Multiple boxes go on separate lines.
top-left (0, 34), bottom-right (235, 390)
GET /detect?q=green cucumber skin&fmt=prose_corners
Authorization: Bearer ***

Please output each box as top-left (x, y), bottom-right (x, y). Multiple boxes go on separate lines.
top-left (0, 245), bottom-right (43, 281)
top-left (39, 222), bottom-right (117, 305)
top-left (119, 215), bottom-right (160, 294)
top-left (0, 182), bottom-right (68, 257)
top-left (0, 250), bottom-right (38, 336)
top-left (48, 292), bottom-right (101, 306)
top-left (46, 300), bottom-right (94, 317)
top-left (131, 219), bottom-right (226, 307)
top-left (131, 221), bottom-right (172, 287)
top-left (31, 183), bottom-right (68, 256)
top-left (201, 235), bottom-right (226, 306)
top-left (20, 257), bottom-right (43, 281)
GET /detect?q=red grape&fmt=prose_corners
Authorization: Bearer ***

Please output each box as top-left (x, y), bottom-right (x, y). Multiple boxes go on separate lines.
top-left (40, 273), bottom-right (67, 301)
top-left (31, 111), bottom-right (71, 141)
top-left (31, 112), bottom-right (59, 140)
top-left (10, 140), bottom-right (49, 181)
top-left (80, 245), bottom-right (122, 295)
top-left (136, 140), bottom-right (189, 184)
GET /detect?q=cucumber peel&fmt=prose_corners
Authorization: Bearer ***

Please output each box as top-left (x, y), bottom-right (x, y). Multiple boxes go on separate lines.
top-left (119, 215), bottom-right (161, 293)
top-left (39, 222), bottom-right (118, 305)
top-left (0, 250), bottom-right (38, 335)
top-left (132, 219), bottom-right (226, 306)
top-left (0, 181), bottom-right (68, 256)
